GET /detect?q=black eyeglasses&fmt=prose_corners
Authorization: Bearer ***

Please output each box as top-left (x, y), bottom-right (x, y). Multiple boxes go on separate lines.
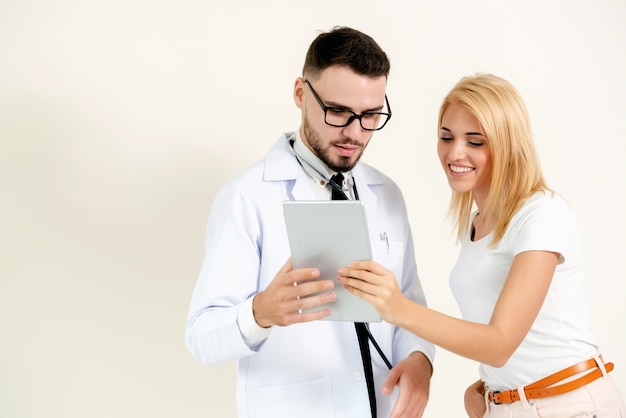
top-left (304, 80), bottom-right (392, 131)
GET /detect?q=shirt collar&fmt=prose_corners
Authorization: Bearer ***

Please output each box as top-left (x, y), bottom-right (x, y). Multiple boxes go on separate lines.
top-left (291, 129), bottom-right (354, 190)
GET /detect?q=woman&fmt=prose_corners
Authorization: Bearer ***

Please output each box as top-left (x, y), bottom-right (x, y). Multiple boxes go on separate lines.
top-left (338, 73), bottom-right (625, 417)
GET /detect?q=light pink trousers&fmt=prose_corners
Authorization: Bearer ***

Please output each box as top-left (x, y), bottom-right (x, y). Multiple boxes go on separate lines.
top-left (484, 374), bottom-right (625, 418)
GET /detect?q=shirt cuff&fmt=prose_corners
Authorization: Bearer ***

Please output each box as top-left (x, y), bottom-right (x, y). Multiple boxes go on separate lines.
top-left (237, 296), bottom-right (272, 347)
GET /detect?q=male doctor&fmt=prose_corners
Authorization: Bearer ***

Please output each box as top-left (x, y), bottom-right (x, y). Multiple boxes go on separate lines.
top-left (186, 26), bottom-right (435, 418)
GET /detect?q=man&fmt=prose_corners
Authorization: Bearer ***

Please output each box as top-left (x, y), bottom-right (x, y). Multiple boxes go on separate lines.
top-left (186, 26), bottom-right (435, 418)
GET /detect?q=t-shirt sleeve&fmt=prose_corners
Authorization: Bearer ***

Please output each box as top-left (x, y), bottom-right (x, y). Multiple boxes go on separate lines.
top-left (512, 194), bottom-right (578, 264)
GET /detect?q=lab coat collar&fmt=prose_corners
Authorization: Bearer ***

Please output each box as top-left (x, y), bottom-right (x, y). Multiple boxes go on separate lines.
top-left (263, 131), bottom-right (385, 206)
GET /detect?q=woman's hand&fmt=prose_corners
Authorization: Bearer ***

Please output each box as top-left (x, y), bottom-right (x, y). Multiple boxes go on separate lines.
top-left (338, 260), bottom-right (408, 325)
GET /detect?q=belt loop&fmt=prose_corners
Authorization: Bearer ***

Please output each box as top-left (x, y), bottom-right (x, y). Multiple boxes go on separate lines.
top-left (592, 354), bottom-right (608, 378)
top-left (517, 385), bottom-right (530, 410)
top-left (483, 382), bottom-right (491, 412)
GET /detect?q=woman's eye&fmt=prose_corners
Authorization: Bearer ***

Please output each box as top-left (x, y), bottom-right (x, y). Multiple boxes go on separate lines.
top-left (440, 136), bottom-right (453, 142)
top-left (469, 141), bottom-right (484, 147)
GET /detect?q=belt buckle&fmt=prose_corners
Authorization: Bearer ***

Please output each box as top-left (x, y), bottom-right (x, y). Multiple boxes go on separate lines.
top-left (491, 390), bottom-right (503, 405)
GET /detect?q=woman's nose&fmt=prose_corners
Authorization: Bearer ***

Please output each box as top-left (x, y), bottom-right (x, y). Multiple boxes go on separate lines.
top-left (448, 141), bottom-right (465, 159)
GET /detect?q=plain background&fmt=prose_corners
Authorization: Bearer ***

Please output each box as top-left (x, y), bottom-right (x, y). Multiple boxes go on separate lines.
top-left (1, 1), bottom-right (625, 417)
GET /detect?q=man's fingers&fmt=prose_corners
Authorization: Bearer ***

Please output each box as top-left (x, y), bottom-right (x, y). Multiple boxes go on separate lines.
top-left (277, 257), bottom-right (294, 274)
top-left (296, 289), bottom-right (336, 310)
top-left (293, 278), bottom-right (333, 295)
top-left (282, 293), bottom-right (335, 325)
top-left (382, 366), bottom-right (401, 394)
top-left (278, 265), bottom-right (320, 287)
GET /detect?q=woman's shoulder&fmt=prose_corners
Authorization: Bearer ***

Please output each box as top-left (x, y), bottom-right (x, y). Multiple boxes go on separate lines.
top-left (514, 190), bottom-right (576, 228)
top-left (523, 190), bottom-right (570, 212)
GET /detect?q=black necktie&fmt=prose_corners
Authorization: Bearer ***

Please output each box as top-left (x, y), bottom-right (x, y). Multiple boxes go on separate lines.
top-left (330, 173), bottom-right (376, 418)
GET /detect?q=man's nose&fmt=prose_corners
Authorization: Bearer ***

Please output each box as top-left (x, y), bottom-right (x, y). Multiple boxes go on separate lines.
top-left (342, 117), bottom-right (365, 140)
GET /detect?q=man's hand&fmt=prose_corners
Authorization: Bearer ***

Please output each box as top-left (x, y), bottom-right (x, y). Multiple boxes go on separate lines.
top-left (384, 351), bottom-right (432, 418)
top-left (464, 379), bottom-right (485, 418)
top-left (253, 258), bottom-right (335, 327)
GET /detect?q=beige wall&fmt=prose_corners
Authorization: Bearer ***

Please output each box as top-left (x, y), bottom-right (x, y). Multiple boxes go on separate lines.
top-left (1, 1), bottom-right (624, 417)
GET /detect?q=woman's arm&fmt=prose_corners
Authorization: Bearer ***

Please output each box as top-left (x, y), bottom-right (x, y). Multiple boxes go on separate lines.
top-left (338, 250), bottom-right (559, 366)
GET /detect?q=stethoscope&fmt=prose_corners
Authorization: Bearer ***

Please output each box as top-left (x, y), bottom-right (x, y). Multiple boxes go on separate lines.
top-left (288, 135), bottom-right (391, 370)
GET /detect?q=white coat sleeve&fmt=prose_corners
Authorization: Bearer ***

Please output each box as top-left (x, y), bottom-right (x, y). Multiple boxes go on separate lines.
top-left (185, 184), bottom-right (268, 366)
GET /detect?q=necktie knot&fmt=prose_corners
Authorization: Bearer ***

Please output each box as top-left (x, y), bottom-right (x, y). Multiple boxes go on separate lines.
top-left (330, 172), bottom-right (344, 186)
top-left (330, 173), bottom-right (347, 200)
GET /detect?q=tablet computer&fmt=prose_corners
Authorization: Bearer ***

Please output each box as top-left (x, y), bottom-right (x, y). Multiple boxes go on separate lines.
top-left (282, 200), bottom-right (381, 322)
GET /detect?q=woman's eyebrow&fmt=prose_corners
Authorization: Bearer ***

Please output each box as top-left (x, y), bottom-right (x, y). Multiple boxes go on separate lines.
top-left (440, 126), bottom-right (484, 136)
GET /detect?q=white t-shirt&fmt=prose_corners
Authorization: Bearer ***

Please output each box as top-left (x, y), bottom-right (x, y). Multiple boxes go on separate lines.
top-left (449, 191), bottom-right (599, 390)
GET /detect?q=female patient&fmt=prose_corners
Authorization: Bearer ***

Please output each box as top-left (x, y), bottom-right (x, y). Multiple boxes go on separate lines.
top-left (339, 73), bottom-right (625, 417)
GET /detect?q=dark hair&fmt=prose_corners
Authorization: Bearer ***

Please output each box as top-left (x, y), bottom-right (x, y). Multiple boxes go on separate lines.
top-left (302, 26), bottom-right (390, 80)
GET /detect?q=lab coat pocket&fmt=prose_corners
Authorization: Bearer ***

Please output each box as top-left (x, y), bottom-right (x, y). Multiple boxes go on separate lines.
top-left (373, 239), bottom-right (403, 271)
top-left (254, 376), bottom-right (335, 418)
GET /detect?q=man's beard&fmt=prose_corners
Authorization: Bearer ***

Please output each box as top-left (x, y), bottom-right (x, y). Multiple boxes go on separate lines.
top-left (302, 117), bottom-right (367, 173)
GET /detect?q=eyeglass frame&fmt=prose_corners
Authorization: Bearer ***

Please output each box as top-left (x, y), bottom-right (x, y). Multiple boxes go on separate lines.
top-left (304, 79), bottom-right (392, 131)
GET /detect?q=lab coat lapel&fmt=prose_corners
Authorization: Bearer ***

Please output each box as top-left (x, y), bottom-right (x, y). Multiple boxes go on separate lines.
top-left (290, 173), bottom-right (316, 200)
top-left (352, 165), bottom-right (380, 231)
top-left (264, 133), bottom-right (316, 201)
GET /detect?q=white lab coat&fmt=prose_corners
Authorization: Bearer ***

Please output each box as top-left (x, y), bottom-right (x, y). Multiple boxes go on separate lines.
top-left (186, 132), bottom-right (435, 418)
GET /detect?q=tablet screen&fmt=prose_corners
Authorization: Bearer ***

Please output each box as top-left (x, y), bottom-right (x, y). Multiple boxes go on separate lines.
top-left (282, 200), bottom-right (381, 322)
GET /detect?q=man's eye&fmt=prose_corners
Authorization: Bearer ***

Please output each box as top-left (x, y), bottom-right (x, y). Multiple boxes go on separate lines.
top-left (327, 108), bottom-right (350, 115)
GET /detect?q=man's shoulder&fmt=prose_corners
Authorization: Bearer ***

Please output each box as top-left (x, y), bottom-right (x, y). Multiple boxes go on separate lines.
top-left (215, 133), bottom-right (298, 197)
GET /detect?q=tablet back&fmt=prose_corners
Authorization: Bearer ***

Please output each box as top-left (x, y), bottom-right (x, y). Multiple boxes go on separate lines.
top-left (282, 200), bottom-right (381, 322)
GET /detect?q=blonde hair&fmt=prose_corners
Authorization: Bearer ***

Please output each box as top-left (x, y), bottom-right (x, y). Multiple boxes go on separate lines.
top-left (438, 73), bottom-right (551, 245)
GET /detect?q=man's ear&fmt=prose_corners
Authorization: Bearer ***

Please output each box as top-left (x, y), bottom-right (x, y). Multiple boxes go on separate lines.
top-left (293, 77), bottom-right (306, 109)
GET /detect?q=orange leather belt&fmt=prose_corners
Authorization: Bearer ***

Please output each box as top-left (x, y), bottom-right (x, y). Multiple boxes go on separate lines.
top-left (487, 357), bottom-right (614, 404)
